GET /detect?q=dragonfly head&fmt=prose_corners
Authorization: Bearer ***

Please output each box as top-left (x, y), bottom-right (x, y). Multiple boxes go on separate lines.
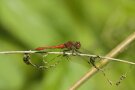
top-left (74, 42), bottom-right (81, 49)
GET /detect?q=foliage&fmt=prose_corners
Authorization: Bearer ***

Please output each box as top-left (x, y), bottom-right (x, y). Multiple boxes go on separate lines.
top-left (0, 0), bottom-right (135, 90)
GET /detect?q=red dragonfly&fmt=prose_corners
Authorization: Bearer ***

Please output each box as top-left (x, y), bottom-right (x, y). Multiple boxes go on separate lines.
top-left (28, 41), bottom-right (81, 69)
top-left (35, 41), bottom-right (81, 53)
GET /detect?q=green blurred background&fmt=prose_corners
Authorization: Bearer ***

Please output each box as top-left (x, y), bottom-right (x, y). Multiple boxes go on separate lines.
top-left (0, 0), bottom-right (135, 90)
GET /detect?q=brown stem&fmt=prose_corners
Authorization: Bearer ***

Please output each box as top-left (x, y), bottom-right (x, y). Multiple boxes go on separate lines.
top-left (69, 32), bottom-right (135, 90)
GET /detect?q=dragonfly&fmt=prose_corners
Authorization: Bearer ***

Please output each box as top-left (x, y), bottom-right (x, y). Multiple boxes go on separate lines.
top-left (35, 41), bottom-right (81, 54)
top-left (35, 41), bottom-right (113, 85)
top-left (23, 41), bottom-right (82, 69)
top-left (34, 41), bottom-right (105, 71)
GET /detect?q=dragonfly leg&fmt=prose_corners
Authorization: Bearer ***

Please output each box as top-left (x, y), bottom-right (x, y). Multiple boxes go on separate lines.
top-left (62, 50), bottom-right (70, 61)
top-left (69, 48), bottom-right (78, 56)
top-left (75, 49), bottom-right (82, 53)
top-left (74, 49), bottom-right (82, 56)
top-left (63, 49), bottom-right (70, 56)
top-left (71, 49), bottom-right (76, 56)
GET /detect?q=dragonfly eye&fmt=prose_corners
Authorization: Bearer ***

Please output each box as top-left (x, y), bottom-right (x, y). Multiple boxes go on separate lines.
top-left (75, 42), bottom-right (81, 49)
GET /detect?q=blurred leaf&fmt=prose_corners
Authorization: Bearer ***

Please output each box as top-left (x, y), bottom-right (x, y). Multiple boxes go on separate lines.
top-left (0, 0), bottom-right (135, 90)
